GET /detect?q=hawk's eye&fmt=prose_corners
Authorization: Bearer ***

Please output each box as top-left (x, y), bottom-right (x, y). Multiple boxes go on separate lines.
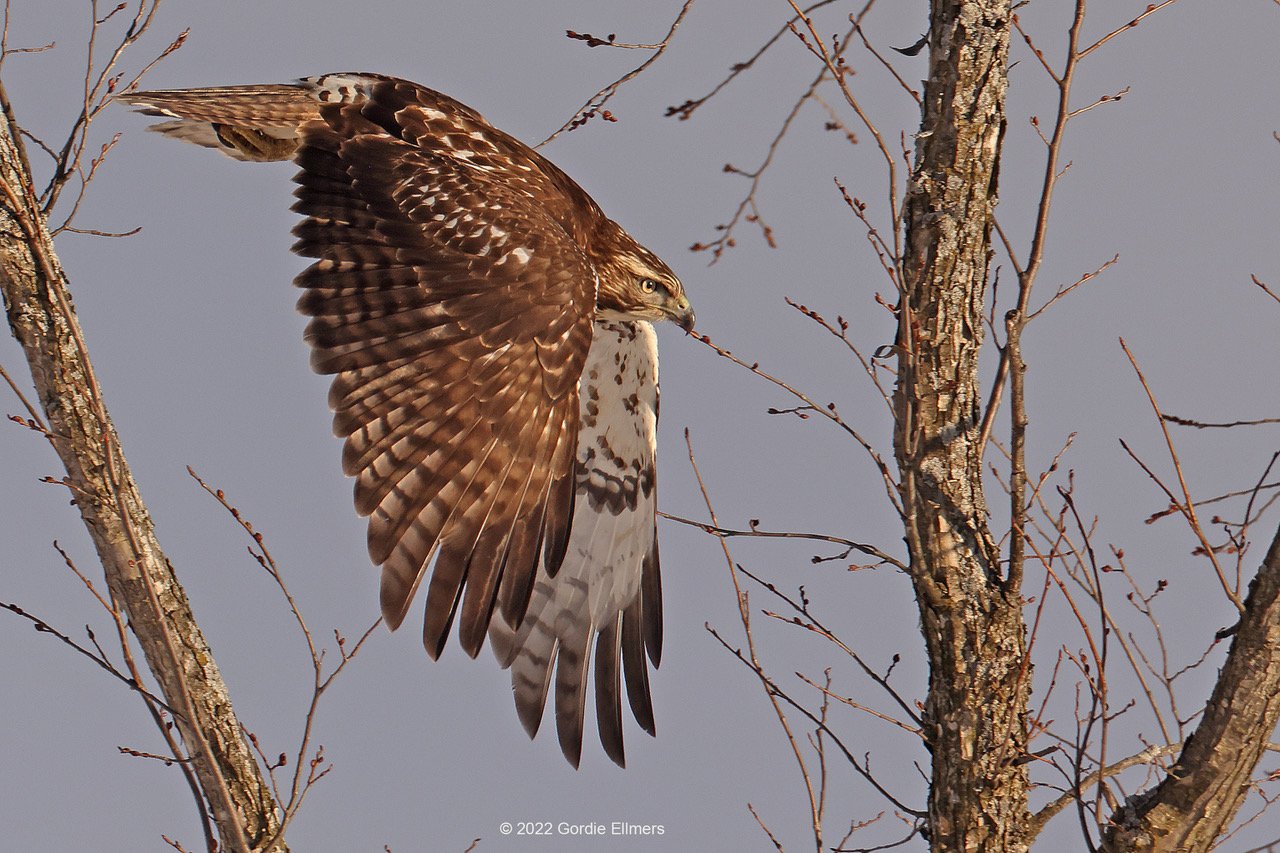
top-left (639, 278), bottom-right (659, 294)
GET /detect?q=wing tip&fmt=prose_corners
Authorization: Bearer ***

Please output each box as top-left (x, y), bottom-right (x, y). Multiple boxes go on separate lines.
top-left (379, 584), bottom-right (411, 633)
top-left (558, 729), bottom-right (584, 770)
top-left (516, 693), bottom-right (547, 741)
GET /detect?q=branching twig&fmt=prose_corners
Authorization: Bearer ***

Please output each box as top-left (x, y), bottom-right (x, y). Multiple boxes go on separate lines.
top-left (689, 66), bottom-right (822, 260)
top-left (1119, 339), bottom-right (1245, 612)
top-left (686, 428), bottom-right (827, 844)
top-left (187, 468), bottom-right (381, 847)
top-left (0, 595), bottom-right (177, 713)
top-left (691, 330), bottom-right (901, 515)
top-left (665, 0), bottom-right (845, 120)
top-left (786, 295), bottom-right (894, 414)
top-left (1161, 414), bottom-right (1280, 430)
top-left (731, 563), bottom-right (921, 727)
top-left (658, 510), bottom-right (904, 570)
top-left (538, 1), bottom-right (694, 146)
top-left (43, 1), bottom-right (187, 219)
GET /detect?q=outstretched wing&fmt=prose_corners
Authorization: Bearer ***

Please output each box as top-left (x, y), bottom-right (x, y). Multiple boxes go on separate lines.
top-left (123, 74), bottom-right (603, 656)
top-left (293, 82), bottom-right (598, 658)
top-left (490, 320), bottom-right (662, 768)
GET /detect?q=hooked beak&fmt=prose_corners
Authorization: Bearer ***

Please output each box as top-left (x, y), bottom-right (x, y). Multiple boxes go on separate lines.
top-left (669, 296), bottom-right (696, 333)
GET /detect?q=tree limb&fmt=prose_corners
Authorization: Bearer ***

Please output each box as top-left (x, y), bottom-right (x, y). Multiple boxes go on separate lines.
top-left (0, 84), bottom-right (283, 852)
top-left (1101, 523), bottom-right (1280, 851)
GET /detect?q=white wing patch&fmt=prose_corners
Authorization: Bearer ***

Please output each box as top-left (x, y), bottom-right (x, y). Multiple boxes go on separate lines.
top-left (490, 320), bottom-right (659, 767)
top-left (299, 73), bottom-right (379, 104)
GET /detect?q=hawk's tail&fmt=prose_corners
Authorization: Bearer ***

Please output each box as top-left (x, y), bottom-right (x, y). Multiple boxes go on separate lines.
top-left (117, 83), bottom-right (322, 162)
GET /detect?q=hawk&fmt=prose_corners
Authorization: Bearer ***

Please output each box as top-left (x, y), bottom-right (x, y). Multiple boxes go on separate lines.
top-left (120, 73), bottom-right (693, 768)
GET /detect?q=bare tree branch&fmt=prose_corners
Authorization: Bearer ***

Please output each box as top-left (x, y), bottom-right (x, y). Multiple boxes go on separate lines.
top-left (1101, 524), bottom-right (1280, 849)
top-left (0, 51), bottom-right (282, 853)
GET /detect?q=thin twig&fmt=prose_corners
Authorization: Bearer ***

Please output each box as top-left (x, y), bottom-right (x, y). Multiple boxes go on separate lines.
top-left (1252, 274), bottom-right (1280, 306)
top-left (538, 1), bottom-right (694, 146)
top-left (665, 0), bottom-right (845, 120)
top-left (1161, 414), bottom-right (1280, 430)
top-left (849, 16), bottom-right (920, 104)
top-left (690, 63), bottom-right (824, 260)
top-left (690, 330), bottom-right (902, 515)
top-left (0, 360), bottom-right (49, 433)
top-left (1077, 0), bottom-right (1179, 59)
top-left (188, 468), bottom-right (382, 847)
top-left (685, 429), bottom-right (825, 838)
top-left (733, 563), bottom-right (922, 726)
top-left (659, 510), bottom-right (904, 570)
top-left (1027, 253), bottom-right (1119, 321)
top-left (0, 596), bottom-right (177, 716)
top-left (1119, 339), bottom-right (1245, 612)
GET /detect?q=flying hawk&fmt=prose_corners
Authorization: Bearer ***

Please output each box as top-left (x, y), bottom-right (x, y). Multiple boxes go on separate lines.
top-left (120, 73), bottom-right (693, 768)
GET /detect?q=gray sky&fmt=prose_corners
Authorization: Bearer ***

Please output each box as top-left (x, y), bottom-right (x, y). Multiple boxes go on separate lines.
top-left (2, 1), bottom-right (1278, 850)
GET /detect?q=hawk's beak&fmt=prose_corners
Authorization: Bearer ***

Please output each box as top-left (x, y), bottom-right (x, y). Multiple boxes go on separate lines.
top-left (670, 297), bottom-right (696, 333)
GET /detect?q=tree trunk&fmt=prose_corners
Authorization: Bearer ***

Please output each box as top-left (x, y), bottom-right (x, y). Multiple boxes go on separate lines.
top-left (0, 101), bottom-right (284, 852)
top-left (894, 2), bottom-right (1030, 849)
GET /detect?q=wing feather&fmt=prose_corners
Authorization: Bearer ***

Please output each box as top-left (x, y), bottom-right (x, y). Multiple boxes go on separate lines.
top-left (641, 524), bottom-right (663, 667)
top-left (594, 616), bottom-right (626, 766)
top-left (454, 396), bottom-right (558, 656)
top-left (621, 594), bottom-right (656, 736)
top-left (287, 82), bottom-right (595, 649)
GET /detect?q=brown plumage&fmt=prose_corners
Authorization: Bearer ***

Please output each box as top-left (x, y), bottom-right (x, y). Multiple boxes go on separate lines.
top-left (120, 73), bottom-right (692, 767)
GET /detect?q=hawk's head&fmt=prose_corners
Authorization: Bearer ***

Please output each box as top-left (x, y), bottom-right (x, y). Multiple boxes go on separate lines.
top-left (594, 222), bottom-right (694, 332)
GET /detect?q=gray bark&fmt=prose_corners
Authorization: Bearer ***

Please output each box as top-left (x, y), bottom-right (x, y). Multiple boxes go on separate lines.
top-left (895, 2), bottom-right (1031, 849)
top-left (1101, 525), bottom-right (1280, 851)
top-left (0, 99), bottom-right (285, 852)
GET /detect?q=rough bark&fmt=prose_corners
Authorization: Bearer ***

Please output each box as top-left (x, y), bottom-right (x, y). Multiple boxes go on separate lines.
top-left (1100, 524), bottom-right (1280, 851)
top-left (0, 102), bottom-right (284, 850)
top-left (894, 2), bottom-right (1030, 849)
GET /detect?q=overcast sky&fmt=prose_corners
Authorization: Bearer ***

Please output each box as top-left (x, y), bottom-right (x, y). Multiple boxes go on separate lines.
top-left (2, 1), bottom-right (1278, 851)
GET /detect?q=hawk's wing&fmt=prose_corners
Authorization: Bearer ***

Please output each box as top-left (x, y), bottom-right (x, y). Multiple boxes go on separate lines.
top-left (490, 320), bottom-right (662, 768)
top-left (290, 81), bottom-right (596, 657)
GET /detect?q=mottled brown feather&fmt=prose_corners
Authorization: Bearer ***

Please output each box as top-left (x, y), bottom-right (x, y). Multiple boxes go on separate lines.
top-left (289, 107), bottom-right (594, 649)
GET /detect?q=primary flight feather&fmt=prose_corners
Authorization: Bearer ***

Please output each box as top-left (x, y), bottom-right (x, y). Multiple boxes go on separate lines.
top-left (120, 72), bottom-right (693, 768)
